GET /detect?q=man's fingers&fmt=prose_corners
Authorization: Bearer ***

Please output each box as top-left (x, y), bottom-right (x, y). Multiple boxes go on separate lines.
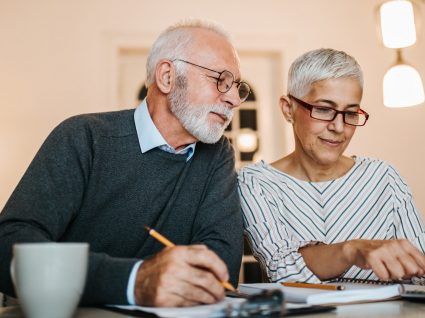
top-left (164, 249), bottom-right (225, 301)
top-left (154, 292), bottom-right (186, 307)
top-left (182, 245), bottom-right (229, 282)
top-left (134, 245), bottom-right (229, 307)
top-left (173, 277), bottom-right (221, 305)
top-left (152, 262), bottom-right (224, 306)
top-left (178, 265), bottom-right (225, 301)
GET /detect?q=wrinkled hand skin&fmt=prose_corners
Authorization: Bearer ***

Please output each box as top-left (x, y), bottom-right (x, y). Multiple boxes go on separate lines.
top-left (346, 239), bottom-right (425, 280)
top-left (134, 245), bottom-right (229, 307)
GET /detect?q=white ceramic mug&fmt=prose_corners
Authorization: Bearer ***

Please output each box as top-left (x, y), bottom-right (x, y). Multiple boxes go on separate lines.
top-left (11, 242), bottom-right (89, 318)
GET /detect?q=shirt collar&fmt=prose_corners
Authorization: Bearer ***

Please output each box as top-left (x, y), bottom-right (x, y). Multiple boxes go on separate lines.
top-left (134, 99), bottom-right (196, 161)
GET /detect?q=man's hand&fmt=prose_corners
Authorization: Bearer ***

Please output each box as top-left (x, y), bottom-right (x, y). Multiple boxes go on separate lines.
top-left (134, 245), bottom-right (229, 307)
top-left (345, 239), bottom-right (425, 280)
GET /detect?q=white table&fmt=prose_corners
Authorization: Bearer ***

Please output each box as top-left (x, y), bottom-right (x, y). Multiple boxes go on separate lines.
top-left (0, 300), bottom-right (424, 317)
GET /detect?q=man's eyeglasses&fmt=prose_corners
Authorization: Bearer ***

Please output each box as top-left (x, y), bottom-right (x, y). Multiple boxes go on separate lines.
top-left (173, 59), bottom-right (251, 102)
top-left (288, 94), bottom-right (369, 126)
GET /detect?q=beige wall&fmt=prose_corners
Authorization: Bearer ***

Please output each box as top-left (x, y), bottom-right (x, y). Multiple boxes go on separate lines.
top-left (1, 0), bottom-right (425, 219)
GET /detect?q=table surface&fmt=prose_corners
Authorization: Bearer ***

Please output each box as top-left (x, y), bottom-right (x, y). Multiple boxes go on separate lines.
top-left (0, 300), bottom-right (424, 318)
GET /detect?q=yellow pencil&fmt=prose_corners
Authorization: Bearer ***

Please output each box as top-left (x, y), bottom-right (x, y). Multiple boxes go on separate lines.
top-left (282, 282), bottom-right (345, 291)
top-left (144, 225), bottom-right (236, 292)
top-left (144, 225), bottom-right (175, 247)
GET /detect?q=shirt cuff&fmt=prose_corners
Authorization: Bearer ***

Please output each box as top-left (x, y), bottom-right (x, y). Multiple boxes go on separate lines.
top-left (126, 260), bottom-right (143, 305)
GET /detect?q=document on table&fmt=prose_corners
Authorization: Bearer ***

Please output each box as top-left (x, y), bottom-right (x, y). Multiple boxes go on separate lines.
top-left (110, 297), bottom-right (245, 318)
top-left (239, 282), bottom-right (403, 305)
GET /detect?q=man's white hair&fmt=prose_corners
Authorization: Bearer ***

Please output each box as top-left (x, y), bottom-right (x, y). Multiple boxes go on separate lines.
top-left (145, 18), bottom-right (230, 86)
top-left (288, 48), bottom-right (363, 98)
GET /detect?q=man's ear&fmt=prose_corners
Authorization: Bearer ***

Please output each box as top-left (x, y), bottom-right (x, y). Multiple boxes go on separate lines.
top-left (279, 95), bottom-right (294, 124)
top-left (155, 60), bottom-right (174, 94)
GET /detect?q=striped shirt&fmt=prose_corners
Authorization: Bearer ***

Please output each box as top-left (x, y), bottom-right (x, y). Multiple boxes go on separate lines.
top-left (238, 156), bottom-right (425, 283)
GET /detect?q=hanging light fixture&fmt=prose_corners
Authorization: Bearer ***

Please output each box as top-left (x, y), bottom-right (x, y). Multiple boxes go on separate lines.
top-left (383, 50), bottom-right (425, 107)
top-left (379, 0), bottom-right (424, 107)
top-left (379, 0), bottom-right (416, 48)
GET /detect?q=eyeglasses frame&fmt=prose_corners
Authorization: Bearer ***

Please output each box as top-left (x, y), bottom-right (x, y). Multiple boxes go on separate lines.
top-left (288, 94), bottom-right (369, 126)
top-left (172, 59), bottom-right (251, 101)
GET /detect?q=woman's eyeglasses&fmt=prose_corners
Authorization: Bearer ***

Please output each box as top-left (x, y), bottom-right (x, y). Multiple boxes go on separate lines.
top-left (289, 94), bottom-right (369, 126)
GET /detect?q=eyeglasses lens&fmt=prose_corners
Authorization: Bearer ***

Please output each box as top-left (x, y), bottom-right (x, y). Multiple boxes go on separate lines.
top-left (311, 109), bottom-right (366, 126)
top-left (217, 71), bottom-right (234, 93)
top-left (311, 108), bottom-right (335, 121)
top-left (345, 113), bottom-right (361, 125)
top-left (217, 71), bottom-right (250, 102)
top-left (238, 83), bottom-right (251, 102)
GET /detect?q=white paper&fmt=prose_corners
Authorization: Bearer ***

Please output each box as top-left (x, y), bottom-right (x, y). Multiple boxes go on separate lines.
top-left (109, 297), bottom-right (245, 318)
top-left (239, 282), bottom-right (403, 305)
top-left (307, 284), bottom-right (401, 305)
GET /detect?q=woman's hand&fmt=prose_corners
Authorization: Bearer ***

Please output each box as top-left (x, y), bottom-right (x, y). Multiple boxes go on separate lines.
top-left (299, 239), bottom-right (425, 281)
top-left (343, 239), bottom-right (425, 280)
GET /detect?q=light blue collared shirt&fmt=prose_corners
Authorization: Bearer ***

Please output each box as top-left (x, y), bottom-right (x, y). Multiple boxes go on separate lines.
top-left (134, 99), bottom-right (196, 161)
top-left (126, 99), bottom-right (196, 304)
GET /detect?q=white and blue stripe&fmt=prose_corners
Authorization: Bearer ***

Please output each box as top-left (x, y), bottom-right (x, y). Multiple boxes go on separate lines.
top-left (238, 157), bottom-right (425, 283)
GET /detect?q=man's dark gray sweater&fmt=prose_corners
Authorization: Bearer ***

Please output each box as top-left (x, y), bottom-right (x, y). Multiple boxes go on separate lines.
top-left (0, 109), bottom-right (243, 305)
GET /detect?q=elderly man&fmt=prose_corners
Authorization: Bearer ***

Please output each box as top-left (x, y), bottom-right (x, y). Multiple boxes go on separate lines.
top-left (0, 19), bottom-right (249, 307)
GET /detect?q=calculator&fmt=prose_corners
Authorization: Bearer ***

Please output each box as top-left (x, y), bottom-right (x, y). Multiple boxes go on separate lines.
top-left (401, 289), bottom-right (425, 302)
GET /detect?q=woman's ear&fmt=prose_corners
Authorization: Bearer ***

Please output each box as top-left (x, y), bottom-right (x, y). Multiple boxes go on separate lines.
top-left (155, 60), bottom-right (175, 94)
top-left (279, 95), bottom-right (294, 124)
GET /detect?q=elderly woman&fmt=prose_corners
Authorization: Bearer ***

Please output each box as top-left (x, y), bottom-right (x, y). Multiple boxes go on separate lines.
top-left (238, 48), bottom-right (425, 284)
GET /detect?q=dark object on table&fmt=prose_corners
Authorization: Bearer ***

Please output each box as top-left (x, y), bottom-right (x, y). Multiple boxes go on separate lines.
top-left (401, 289), bottom-right (425, 302)
top-left (229, 289), bottom-right (284, 317)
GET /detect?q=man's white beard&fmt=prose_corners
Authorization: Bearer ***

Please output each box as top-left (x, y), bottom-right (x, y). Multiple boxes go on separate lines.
top-left (169, 78), bottom-right (233, 144)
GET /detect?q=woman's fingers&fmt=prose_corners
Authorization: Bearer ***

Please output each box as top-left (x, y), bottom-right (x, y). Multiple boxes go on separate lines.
top-left (355, 239), bottom-right (425, 280)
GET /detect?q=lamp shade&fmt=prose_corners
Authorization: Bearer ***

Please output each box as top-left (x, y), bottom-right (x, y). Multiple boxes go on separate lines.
top-left (383, 64), bottom-right (425, 107)
top-left (380, 0), bottom-right (416, 48)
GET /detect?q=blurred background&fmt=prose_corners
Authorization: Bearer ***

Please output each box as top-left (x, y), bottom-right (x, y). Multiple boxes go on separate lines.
top-left (1, 1), bottom-right (424, 281)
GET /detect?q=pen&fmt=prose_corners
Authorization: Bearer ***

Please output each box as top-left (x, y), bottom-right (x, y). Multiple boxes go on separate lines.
top-left (282, 282), bottom-right (345, 291)
top-left (144, 225), bottom-right (236, 292)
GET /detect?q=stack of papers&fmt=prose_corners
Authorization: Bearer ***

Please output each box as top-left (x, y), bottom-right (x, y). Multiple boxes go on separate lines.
top-left (239, 282), bottom-right (403, 305)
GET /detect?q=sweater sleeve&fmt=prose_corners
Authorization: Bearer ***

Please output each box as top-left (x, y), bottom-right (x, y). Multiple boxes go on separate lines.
top-left (0, 117), bottom-right (138, 305)
top-left (238, 167), bottom-right (321, 283)
top-left (190, 138), bottom-right (243, 287)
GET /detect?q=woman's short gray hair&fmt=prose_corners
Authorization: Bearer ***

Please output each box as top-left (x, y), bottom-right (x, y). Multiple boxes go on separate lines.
top-left (145, 18), bottom-right (230, 86)
top-left (287, 48), bottom-right (363, 98)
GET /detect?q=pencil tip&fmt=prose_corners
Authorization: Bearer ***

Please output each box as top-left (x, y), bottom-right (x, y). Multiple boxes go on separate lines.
top-left (144, 225), bottom-right (151, 232)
